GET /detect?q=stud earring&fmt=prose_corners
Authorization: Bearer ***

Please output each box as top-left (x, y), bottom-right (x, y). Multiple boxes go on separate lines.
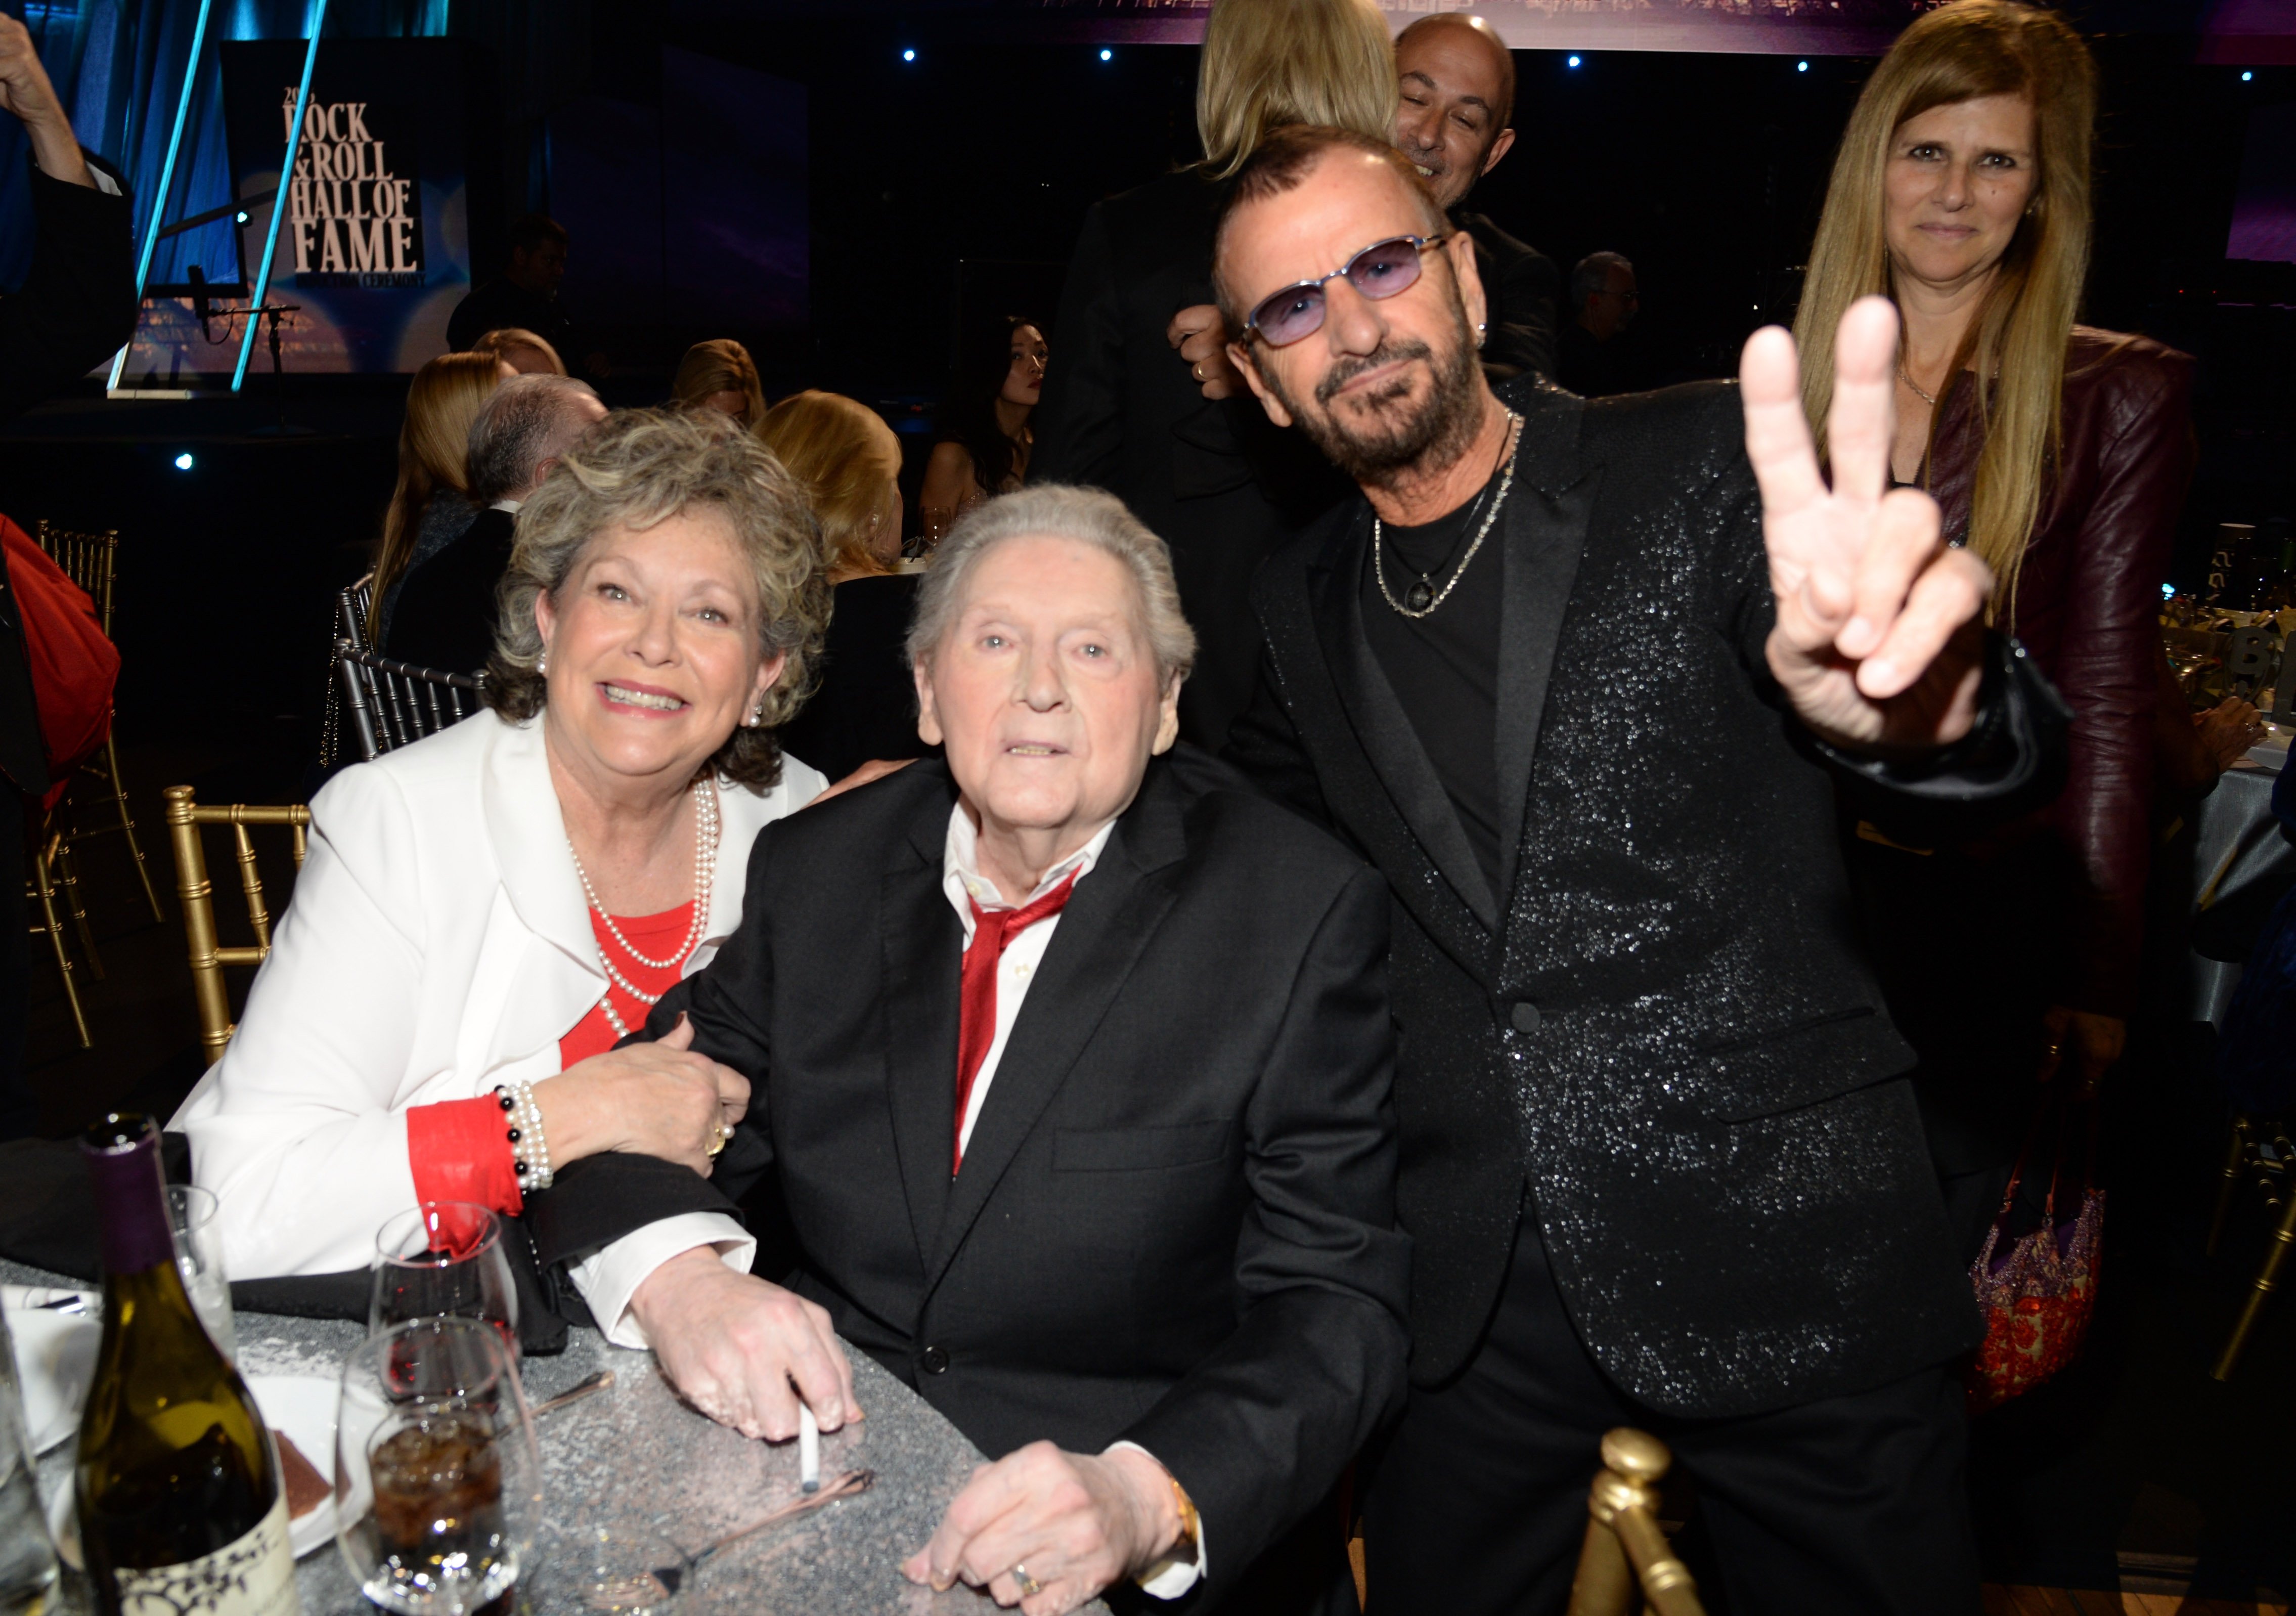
top-left (538, 653), bottom-right (548, 676)
top-left (1476, 320), bottom-right (1488, 350)
top-left (746, 704), bottom-right (764, 728)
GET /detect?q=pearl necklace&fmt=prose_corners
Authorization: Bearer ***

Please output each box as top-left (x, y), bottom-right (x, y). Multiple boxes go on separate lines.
top-left (568, 779), bottom-right (720, 1037)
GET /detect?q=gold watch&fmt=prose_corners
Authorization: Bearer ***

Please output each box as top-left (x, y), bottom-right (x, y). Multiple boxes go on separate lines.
top-left (1168, 1473), bottom-right (1201, 1562)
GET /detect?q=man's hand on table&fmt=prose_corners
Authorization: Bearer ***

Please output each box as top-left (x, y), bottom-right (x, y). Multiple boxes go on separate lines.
top-left (1742, 295), bottom-right (1994, 757)
top-left (903, 1441), bottom-right (1183, 1615)
top-left (627, 1248), bottom-right (860, 1441)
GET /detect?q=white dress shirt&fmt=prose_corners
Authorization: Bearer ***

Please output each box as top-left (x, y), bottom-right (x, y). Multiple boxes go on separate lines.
top-left (939, 805), bottom-right (1206, 1597)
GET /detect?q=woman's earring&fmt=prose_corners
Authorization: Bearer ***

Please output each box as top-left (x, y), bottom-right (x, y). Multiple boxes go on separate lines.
top-left (1476, 320), bottom-right (1488, 350)
top-left (746, 704), bottom-right (764, 728)
top-left (538, 653), bottom-right (548, 677)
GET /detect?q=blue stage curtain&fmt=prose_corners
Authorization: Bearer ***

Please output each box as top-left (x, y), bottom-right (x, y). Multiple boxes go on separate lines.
top-left (0, 0), bottom-right (448, 297)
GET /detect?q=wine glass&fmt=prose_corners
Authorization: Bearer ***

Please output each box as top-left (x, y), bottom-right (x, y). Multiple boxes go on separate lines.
top-left (166, 1183), bottom-right (237, 1360)
top-left (335, 1316), bottom-right (541, 1615)
top-left (371, 1203), bottom-right (520, 1356)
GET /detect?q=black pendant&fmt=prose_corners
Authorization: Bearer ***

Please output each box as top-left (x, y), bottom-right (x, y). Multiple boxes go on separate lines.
top-left (1405, 578), bottom-right (1435, 612)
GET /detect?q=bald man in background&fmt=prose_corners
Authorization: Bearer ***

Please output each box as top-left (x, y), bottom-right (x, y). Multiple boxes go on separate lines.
top-left (1392, 14), bottom-right (1558, 383)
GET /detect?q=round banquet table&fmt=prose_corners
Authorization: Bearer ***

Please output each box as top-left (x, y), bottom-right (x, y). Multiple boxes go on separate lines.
top-left (2180, 729), bottom-right (2296, 1027)
top-left (3, 1258), bottom-right (1109, 1616)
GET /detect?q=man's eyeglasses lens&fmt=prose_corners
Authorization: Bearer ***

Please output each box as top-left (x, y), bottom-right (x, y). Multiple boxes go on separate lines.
top-left (1247, 236), bottom-right (1437, 347)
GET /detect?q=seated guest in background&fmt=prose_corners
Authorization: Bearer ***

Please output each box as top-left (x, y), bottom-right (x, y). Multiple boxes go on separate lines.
top-left (2154, 643), bottom-right (2265, 810)
top-left (1555, 249), bottom-right (1640, 397)
top-left (1391, 13), bottom-right (1558, 384)
top-left (525, 487), bottom-right (1409, 1615)
top-left (918, 313), bottom-right (1046, 544)
top-left (1801, 0), bottom-right (2195, 1253)
top-left (472, 325), bottom-right (567, 377)
top-left (673, 338), bottom-right (769, 434)
top-left (759, 390), bottom-right (934, 782)
top-left (175, 410), bottom-right (831, 1342)
top-left (386, 374), bottom-right (605, 677)
top-left (1216, 124), bottom-right (2061, 1612)
top-left (1036, 0), bottom-right (1388, 752)
top-left (448, 213), bottom-right (607, 377)
top-left (369, 351), bottom-right (512, 646)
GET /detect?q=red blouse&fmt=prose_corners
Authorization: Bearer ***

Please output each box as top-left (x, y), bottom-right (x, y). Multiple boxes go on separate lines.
top-left (406, 901), bottom-right (699, 1221)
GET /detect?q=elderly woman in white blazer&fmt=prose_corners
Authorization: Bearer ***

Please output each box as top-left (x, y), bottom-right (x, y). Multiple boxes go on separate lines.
top-left (174, 407), bottom-right (833, 1348)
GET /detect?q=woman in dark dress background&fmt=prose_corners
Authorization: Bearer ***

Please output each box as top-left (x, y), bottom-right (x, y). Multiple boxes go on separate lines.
top-left (1795, 0), bottom-right (2196, 1251)
top-left (762, 390), bottom-right (929, 782)
top-left (1028, 0), bottom-right (1390, 751)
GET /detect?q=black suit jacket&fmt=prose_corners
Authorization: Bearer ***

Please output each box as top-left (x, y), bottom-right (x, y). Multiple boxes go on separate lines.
top-left (1453, 208), bottom-right (1558, 386)
top-left (1226, 376), bottom-right (2063, 1417)
top-left (528, 749), bottom-right (1410, 1602)
top-left (1032, 169), bottom-right (1349, 753)
top-left (383, 505), bottom-right (514, 677)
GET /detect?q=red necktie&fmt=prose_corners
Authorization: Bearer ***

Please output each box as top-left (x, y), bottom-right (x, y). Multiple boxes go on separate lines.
top-left (953, 870), bottom-right (1079, 1172)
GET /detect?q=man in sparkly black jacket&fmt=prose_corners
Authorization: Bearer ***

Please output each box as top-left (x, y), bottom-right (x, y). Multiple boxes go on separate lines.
top-left (1218, 126), bottom-right (2060, 1615)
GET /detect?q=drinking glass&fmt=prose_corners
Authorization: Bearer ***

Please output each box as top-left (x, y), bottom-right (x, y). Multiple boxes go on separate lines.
top-left (0, 1312), bottom-right (60, 1613)
top-left (371, 1203), bottom-right (520, 1357)
top-left (166, 1183), bottom-right (236, 1361)
top-left (543, 1522), bottom-right (692, 1615)
top-left (335, 1316), bottom-right (541, 1616)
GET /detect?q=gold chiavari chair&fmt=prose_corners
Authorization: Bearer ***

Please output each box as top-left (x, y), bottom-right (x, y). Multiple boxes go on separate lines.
top-left (35, 519), bottom-right (162, 922)
top-left (1565, 1430), bottom-right (1706, 1616)
top-left (26, 829), bottom-right (95, 1048)
top-left (2206, 1113), bottom-right (2296, 1381)
top-left (162, 785), bottom-right (309, 1064)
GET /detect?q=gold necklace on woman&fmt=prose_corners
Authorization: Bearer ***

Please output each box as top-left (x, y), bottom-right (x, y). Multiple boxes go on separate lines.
top-left (565, 779), bottom-right (721, 1038)
top-left (1897, 359), bottom-right (1939, 407)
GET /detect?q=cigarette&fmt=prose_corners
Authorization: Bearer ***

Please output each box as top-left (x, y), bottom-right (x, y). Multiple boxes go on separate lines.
top-left (799, 1402), bottom-right (820, 1493)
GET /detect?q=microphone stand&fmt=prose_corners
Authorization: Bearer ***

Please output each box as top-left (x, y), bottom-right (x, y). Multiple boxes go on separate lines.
top-left (247, 302), bottom-right (314, 437)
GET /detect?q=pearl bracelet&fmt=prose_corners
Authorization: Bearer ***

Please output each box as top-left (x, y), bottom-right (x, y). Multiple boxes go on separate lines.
top-left (494, 1079), bottom-right (553, 1192)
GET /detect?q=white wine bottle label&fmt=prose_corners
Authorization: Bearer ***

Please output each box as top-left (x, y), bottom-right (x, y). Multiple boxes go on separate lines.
top-left (112, 1494), bottom-right (299, 1616)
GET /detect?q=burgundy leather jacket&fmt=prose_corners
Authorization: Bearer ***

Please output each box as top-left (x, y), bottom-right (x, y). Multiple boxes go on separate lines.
top-left (1926, 326), bottom-right (2196, 1017)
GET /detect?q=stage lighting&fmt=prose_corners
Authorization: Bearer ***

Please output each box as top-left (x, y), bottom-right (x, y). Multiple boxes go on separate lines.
top-left (1796, 60), bottom-right (1808, 72)
top-left (2242, 69), bottom-right (2254, 81)
top-left (902, 47), bottom-right (916, 63)
top-left (234, 210), bottom-right (249, 224)
top-left (1100, 48), bottom-right (1113, 61)
top-left (1567, 54), bottom-right (1581, 68)
top-left (173, 453), bottom-right (194, 471)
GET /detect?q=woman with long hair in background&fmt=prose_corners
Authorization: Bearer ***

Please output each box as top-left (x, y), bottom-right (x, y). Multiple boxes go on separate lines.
top-left (1797, 0), bottom-right (2196, 1252)
top-left (761, 390), bottom-right (933, 782)
top-left (370, 350), bottom-right (512, 645)
top-left (673, 337), bottom-right (770, 433)
top-left (917, 313), bottom-right (1047, 544)
top-left (1029, 0), bottom-right (1391, 749)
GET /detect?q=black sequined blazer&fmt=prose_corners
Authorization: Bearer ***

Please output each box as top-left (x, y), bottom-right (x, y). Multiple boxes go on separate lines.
top-left (1226, 375), bottom-right (2064, 1418)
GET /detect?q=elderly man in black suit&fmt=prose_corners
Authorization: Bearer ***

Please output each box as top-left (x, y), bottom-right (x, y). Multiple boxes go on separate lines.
top-left (528, 484), bottom-right (1407, 1615)
top-left (1214, 126), bottom-right (2062, 1613)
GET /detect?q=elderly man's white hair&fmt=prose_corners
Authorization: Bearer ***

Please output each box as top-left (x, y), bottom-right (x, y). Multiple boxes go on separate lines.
top-left (907, 485), bottom-right (1198, 684)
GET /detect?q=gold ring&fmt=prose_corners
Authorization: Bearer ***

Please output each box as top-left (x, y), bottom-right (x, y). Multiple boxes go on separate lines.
top-left (1191, 361), bottom-right (1203, 381)
top-left (2044, 1042), bottom-right (2063, 1061)
top-left (707, 1125), bottom-right (730, 1158)
top-left (1011, 1565), bottom-right (1042, 1598)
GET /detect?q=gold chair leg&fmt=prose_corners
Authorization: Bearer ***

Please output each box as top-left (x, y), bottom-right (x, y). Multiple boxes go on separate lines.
top-left (1566, 1514), bottom-right (1638, 1616)
top-left (102, 731), bottom-right (163, 922)
top-left (48, 831), bottom-right (102, 979)
top-left (29, 846), bottom-right (91, 1050)
top-left (2212, 1182), bottom-right (2296, 1381)
top-left (2206, 1116), bottom-right (2254, 1259)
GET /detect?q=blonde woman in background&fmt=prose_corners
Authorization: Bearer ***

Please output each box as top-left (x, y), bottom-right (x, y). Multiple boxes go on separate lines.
top-left (371, 350), bottom-right (511, 644)
top-left (472, 325), bottom-right (567, 376)
top-left (674, 338), bottom-right (769, 432)
top-left (761, 390), bottom-right (932, 782)
top-left (1031, 0), bottom-right (1392, 750)
top-left (1800, 0), bottom-right (2196, 1254)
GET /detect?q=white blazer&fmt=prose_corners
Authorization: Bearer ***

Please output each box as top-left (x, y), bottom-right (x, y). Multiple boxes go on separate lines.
top-left (173, 710), bottom-right (825, 1328)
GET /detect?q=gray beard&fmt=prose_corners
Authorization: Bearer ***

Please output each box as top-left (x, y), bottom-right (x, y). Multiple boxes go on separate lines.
top-left (1265, 308), bottom-right (1486, 494)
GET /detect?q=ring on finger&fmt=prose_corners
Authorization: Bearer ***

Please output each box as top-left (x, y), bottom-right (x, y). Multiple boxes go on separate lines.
top-left (706, 1123), bottom-right (731, 1158)
top-left (1010, 1564), bottom-right (1043, 1598)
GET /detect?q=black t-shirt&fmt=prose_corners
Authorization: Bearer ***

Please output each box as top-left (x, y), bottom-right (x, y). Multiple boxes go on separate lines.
top-left (1358, 467), bottom-right (1507, 899)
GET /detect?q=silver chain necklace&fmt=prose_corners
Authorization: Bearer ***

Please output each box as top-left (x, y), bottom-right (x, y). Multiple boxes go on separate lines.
top-left (1374, 411), bottom-right (1523, 620)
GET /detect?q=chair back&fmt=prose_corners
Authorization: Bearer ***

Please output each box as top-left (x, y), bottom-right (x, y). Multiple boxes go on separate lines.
top-left (336, 643), bottom-right (484, 763)
top-left (337, 571), bottom-right (374, 653)
top-left (162, 787), bottom-right (309, 1063)
top-left (319, 573), bottom-right (377, 773)
top-left (34, 520), bottom-right (120, 634)
top-left (1565, 1430), bottom-right (1705, 1616)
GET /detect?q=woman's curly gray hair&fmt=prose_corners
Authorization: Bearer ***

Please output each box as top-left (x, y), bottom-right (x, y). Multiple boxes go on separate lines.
top-left (483, 406), bottom-right (830, 790)
top-left (905, 484), bottom-right (1197, 685)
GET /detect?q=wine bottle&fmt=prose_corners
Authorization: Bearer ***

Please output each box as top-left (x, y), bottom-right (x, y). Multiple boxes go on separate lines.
top-left (74, 1115), bottom-right (298, 1616)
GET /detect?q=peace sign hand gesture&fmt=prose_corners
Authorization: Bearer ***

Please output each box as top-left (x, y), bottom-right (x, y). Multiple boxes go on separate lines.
top-left (1741, 295), bottom-right (1993, 754)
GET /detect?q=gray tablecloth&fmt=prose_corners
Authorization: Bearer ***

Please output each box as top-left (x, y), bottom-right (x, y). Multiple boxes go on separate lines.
top-left (2181, 753), bottom-right (2296, 1026)
top-left (6, 1258), bottom-right (1107, 1615)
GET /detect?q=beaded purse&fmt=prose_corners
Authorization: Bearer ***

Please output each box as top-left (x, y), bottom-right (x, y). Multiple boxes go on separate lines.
top-left (1965, 1090), bottom-right (2105, 1413)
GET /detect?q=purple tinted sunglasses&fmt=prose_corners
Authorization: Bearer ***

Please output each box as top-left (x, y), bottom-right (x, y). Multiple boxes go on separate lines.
top-left (1240, 234), bottom-right (1451, 347)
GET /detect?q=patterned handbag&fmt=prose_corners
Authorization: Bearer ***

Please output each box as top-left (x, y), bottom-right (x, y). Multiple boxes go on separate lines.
top-left (1965, 1091), bottom-right (2105, 1413)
